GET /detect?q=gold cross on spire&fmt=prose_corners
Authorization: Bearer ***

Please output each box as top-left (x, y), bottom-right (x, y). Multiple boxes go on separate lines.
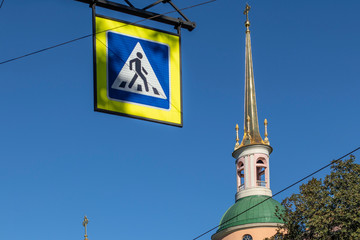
top-left (243, 4), bottom-right (251, 30)
top-left (243, 4), bottom-right (250, 19)
top-left (83, 216), bottom-right (89, 240)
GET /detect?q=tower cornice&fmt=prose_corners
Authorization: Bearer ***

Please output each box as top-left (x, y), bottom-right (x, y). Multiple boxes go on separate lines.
top-left (232, 144), bottom-right (273, 160)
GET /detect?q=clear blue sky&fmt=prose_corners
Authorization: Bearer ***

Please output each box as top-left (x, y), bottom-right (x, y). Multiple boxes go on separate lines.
top-left (1, 1), bottom-right (359, 240)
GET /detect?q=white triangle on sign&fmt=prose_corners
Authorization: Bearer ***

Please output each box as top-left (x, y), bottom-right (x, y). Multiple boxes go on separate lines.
top-left (111, 42), bottom-right (167, 100)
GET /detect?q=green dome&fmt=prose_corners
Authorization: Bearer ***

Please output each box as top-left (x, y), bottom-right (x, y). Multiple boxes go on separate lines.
top-left (217, 195), bottom-right (284, 232)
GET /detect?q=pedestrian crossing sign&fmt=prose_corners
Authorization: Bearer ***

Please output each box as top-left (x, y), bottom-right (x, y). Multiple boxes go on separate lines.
top-left (94, 15), bottom-right (182, 127)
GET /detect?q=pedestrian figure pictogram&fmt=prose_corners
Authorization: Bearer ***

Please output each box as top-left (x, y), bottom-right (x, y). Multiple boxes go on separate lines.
top-left (128, 52), bottom-right (149, 92)
top-left (111, 42), bottom-right (167, 100)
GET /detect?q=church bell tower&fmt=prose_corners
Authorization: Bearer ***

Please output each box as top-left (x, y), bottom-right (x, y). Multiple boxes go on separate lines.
top-left (233, 3), bottom-right (272, 202)
top-left (211, 5), bottom-right (283, 240)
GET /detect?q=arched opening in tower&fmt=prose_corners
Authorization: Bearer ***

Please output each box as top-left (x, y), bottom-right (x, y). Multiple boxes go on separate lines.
top-left (237, 161), bottom-right (245, 191)
top-left (256, 159), bottom-right (267, 187)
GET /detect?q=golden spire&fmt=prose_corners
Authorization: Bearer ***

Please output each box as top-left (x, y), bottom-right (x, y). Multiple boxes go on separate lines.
top-left (234, 4), bottom-right (270, 151)
top-left (83, 216), bottom-right (89, 240)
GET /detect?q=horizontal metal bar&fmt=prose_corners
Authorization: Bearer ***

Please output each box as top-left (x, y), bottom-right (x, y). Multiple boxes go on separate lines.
top-left (75, 0), bottom-right (196, 31)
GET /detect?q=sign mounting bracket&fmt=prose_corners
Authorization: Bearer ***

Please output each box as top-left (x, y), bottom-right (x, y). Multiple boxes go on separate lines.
top-left (75, 0), bottom-right (196, 32)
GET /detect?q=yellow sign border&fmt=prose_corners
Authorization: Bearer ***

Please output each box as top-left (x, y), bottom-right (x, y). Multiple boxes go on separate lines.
top-left (94, 15), bottom-right (182, 126)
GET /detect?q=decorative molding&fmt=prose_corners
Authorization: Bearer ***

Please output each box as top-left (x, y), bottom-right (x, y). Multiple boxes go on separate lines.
top-left (211, 222), bottom-right (283, 240)
top-left (233, 144), bottom-right (272, 159)
top-left (236, 188), bottom-right (272, 201)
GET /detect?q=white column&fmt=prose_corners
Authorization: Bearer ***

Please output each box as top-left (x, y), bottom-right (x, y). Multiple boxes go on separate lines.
top-left (245, 155), bottom-right (250, 189)
top-left (236, 164), bottom-right (240, 192)
top-left (266, 158), bottom-right (270, 188)
top-left (249, 154), bottom-right (255, 188)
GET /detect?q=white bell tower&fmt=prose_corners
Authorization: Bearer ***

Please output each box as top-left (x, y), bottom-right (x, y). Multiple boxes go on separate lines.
top-left (233, 4), bottom-right (273, 201)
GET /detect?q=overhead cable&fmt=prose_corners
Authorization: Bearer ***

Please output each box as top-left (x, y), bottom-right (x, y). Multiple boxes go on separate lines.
top-left (0, 0), bottom-right (216, 65)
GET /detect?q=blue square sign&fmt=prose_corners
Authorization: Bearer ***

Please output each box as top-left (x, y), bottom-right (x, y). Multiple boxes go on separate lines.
top-left (107, 31), bottom-right (170, 110)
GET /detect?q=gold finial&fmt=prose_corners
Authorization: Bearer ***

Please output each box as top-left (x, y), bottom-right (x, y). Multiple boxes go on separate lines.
top-left (83, 216), bottom-right (89, 240)
top-left (243, 4), bottom-right (251, 31)
top-left (235, 124), bottom-right (240, 148)
top-left (246, 115), bottom-right (251, 140)
top-left (264, 119), bottom-right (269, 144)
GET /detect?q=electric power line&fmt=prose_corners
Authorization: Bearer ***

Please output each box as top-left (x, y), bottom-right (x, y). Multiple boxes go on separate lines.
top-left (0, 0), bottom-right (216, 65)
top-left (192, 146), bottom-right (360, 240)
top-left (0, 0), bottom-right (4, 9)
